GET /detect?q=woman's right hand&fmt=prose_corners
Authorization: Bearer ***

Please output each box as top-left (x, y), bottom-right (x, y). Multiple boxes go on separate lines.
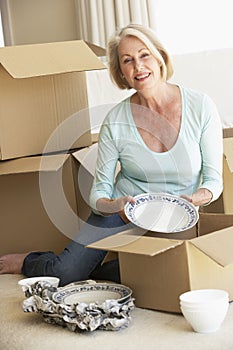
top-left (96, 196), bottom-right (135, 220)
top-left (181, 188), bottom-right (213, 207)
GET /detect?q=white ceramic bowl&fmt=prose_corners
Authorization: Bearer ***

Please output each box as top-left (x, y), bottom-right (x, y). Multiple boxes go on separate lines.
top-left (179, 289), bottom-right (229, 333)
top-left (180, 289), bottom-right (229, 305)
top-left (180, 302), bottom-right (227, 312)
top-left (180, 297), bottom-right (228, 309)
top-left (180, 303), bottom-right (229, 333)
top-left (18, 276), bottom-right (60, 290)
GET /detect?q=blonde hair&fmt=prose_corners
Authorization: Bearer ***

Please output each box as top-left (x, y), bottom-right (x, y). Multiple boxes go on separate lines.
top-left (107, 24), bottom-right (173, 90)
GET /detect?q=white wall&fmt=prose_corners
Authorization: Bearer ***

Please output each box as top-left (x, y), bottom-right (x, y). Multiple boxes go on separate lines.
top-left (171, 48), bottom-right (233, 127)
top-left (154, 0), bottom-right (233, 55)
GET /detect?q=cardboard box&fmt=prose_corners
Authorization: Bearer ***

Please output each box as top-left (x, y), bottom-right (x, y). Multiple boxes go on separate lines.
top-left (200, 128), bottom-right (233, 214)
top-left (0, 153), bottom-right (79, 255)
top-left (89, 213), bottom-right (233, 313)
top-left (203, 135), bottom-right (233, 214)
top-left (0, 40), bottom-right (106, 160)
top-left (223, 127), bottom-right (233, 139)
top-left (222, 137), bottom-right (233, 214)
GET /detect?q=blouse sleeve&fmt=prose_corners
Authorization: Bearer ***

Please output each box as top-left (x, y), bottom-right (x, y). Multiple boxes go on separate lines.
top-left (199, 94), bottom-right (223, 202)
top-left (89, 120), bottom-right (119, 212)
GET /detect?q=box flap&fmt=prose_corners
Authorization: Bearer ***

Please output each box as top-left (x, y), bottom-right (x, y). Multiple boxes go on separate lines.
top-left (85, 42), bottom-right (106, 57)
top-left (72, 143), bottom-right (98, 176)
top-left (223, 138), bottom-right (233, 173)
top-left (88, 229), bottom-right (183, 256)
top-left (198, 212), bottom-right (233, 235)
top-left (0, 154), bottom-right (69, 175)
top-left (190, 226), bottom-right (233, 266)
top-left (0, 40), bottom-right (106, 78)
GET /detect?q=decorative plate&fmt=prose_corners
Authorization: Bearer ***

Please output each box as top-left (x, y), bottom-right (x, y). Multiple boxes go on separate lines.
top-left (124, 192), bottom-right (199, 233)
top-left (52, 282), bottom-right (132, 305)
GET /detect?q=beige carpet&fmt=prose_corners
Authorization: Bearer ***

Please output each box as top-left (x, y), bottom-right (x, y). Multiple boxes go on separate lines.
top-left (1, 274), bottom-right (233, 350)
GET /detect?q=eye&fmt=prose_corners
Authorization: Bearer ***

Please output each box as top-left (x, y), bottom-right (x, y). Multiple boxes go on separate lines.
top-left (123, 57), bottom-right (133, 64)
top-left (140, 52), bottom-right (150, 59)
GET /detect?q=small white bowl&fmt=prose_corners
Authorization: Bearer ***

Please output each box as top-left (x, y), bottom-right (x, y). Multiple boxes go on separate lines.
top-left (179, 289), bottom-right (229, 333)
top-left (180, 289), bottom-right (229, 305)
top-left (180, 302), bottom-right (227, 312)
top-left (180, 297), bottom-right (228, 308)
top-left (18, 276), bottom-right (60, 290)
top-left (180, 303), bottom-right (229, 333)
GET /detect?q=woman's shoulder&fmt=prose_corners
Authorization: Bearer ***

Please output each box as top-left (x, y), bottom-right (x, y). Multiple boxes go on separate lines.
top-left (180, 85), bottom-right (205, 99)
top-left (102, 95), bottom-right (132, 124)
top-left (180, 85), bottom-right (215, 105)
top-left (179, 85), bottom-right (220, 130)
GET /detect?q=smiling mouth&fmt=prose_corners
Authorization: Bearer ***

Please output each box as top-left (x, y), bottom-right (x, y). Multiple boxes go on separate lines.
top-left (134, 73), bottom-right (150, 81)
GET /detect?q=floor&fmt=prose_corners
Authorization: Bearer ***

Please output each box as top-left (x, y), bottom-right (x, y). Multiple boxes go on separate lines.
top-left (1, 274), bottom-right (233, 350)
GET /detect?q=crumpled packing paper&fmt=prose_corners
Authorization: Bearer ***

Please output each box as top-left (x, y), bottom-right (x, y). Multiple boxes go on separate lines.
top-left (21, 280), bottom-right (135, 332)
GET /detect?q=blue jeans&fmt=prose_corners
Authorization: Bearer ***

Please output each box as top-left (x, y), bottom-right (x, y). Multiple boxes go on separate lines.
top-left (22, 213), bottom-right (132, 286)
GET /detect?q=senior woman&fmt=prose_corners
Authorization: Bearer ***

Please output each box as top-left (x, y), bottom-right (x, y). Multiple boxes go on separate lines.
top-left (0, 24), bottom-right (223, 285)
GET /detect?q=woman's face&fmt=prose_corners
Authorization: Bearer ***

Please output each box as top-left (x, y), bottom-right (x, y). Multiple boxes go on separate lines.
top-left (117, 36), bottom-right (162, 91)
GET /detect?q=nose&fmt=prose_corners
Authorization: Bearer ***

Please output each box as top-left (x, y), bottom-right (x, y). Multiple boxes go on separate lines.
top-left (134, 58), bottom-right (143, 71)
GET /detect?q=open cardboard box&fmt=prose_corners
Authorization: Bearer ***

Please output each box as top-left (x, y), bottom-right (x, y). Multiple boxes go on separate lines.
top-left (0, 40), bottom-right (106, 160)
top-left (1, 141), bottom-right (99, 257)
top-left (0, 153), bottom-right (79, 255)
top-left (88, 213), bottom-right (233, 313)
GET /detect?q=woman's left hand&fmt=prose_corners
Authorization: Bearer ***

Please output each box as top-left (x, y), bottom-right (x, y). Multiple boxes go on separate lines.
top-left (181, 188), bottom-right (213, 207)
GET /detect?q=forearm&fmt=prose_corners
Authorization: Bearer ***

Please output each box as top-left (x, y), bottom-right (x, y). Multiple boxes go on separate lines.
top-left (199, 96), bottom-right (223, 203)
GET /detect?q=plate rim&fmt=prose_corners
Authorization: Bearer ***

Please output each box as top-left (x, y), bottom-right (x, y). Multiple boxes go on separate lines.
top-left (52, 282), bottom-right (132, 305)
top-left (124, 192), bottom-right (199, 233)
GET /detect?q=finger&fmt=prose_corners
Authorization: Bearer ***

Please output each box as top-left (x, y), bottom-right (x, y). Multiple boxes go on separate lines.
top-left (126, 195), bottom-right (135, 204)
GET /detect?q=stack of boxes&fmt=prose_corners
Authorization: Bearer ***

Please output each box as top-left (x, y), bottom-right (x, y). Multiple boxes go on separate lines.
top-left (0, 40), bottom-right (106, 255)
